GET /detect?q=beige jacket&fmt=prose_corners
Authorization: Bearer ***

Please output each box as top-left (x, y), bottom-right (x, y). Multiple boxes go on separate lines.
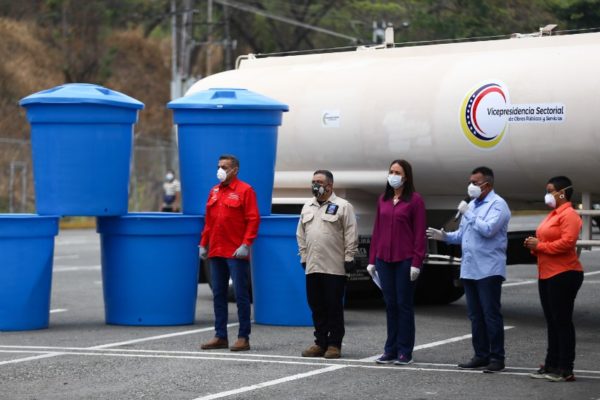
top-left (296, 193), bottom-right (358, 276)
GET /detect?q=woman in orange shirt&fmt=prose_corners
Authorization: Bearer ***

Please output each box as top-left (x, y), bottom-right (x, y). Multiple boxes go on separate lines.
top-left (524, 176), bottom-right (584, 382)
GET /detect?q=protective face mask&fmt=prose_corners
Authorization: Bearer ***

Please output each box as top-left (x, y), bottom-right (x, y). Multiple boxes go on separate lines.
top-left (387, 174), bottom-right (403, 189)
top-left (165, 172), bottom-right (174, 181)
top-left (544, 193), bottom-right (556, 208)
top-left (467, 183), bottom-right (482, 199)
top-left (216, 168), bottom-right (227, 182)
top-left (312, 183), bottom-right (325, 197)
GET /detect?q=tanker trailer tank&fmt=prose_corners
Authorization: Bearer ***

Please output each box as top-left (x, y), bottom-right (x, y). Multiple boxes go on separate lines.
top-left (187, 31), bottom-right (600, 304)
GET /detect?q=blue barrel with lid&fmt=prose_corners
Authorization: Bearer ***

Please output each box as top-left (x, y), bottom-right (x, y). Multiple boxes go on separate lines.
top-left (168, 88), bottom-right (288, 216)
top-left (20, 83), bottom-right (144, 216)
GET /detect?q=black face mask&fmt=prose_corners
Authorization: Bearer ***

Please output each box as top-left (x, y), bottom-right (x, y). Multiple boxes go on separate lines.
top-left (312, 183), bottom-right (326, 197)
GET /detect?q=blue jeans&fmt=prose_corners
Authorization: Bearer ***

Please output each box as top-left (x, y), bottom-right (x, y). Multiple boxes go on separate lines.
top-left (376, 258), bottom-right (415, 359)
top-left (209, 257), bottom-right (251, 339)
top-left (462, 275), bottom-right (505, 361)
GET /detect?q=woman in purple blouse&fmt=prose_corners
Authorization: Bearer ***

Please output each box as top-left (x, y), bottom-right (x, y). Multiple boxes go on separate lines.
top-left (368, 159), bottom-right (427, 365)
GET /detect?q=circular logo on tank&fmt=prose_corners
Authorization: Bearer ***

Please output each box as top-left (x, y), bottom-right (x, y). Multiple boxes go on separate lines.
top-left (460, 82), bottom-right (509, 149)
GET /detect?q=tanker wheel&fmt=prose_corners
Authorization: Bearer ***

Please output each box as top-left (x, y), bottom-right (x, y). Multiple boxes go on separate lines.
top-left (414, 263), bottom-right (464, 305)
top-left (202, 260), bottom-right (253, 303)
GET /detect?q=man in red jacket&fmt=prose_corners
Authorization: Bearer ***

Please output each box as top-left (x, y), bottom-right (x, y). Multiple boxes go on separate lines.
top-left (199, 154), bottom-right (260, 352)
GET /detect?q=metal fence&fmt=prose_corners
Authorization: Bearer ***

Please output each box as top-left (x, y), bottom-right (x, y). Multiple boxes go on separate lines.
top-left (0, 137), bottom-right (178, 214)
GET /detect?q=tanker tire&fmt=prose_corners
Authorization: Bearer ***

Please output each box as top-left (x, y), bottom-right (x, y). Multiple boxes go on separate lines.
top-left (414, 264), bottom-right (464, 305)
top-left (202, 259), bottom-right (253, 303)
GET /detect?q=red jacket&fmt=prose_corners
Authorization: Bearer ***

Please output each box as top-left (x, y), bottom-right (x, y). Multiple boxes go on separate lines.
top-left (200, 177), bottom-right (260, 259)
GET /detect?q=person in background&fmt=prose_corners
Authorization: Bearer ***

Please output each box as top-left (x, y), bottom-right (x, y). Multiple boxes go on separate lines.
top-left (297, 169), bottom-right (358, 359)
top-left (367, 159), bottom-right (426, 366)
top-left (161, 170), bottom-right (181, 212)
top-left (524, 176), bottom-right (583, 382)
top-left (427, 166), bottom-right (510, 372)
top-left (199, 154), bottom-right (259, 352)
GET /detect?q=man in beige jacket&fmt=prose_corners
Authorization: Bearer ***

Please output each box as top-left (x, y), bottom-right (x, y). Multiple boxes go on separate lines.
top-left (296, 169), bottom-right (358, 359)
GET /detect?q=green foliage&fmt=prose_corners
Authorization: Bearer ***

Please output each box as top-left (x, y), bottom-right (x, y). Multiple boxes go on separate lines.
top-left (547, 0), bottom-right (600, 29)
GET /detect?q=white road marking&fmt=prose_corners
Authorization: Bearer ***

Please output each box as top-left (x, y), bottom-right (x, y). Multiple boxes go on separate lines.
top-left (50, 309), bottom-right (68, 314)
top-left (189, 326), bottom-right (520, 399)
top-left (54, 254), bottom-right (80, 260)
top-left (53, 265), bottom-right (101, 272)
top-left (89, 323), bottom-right (240, 349)
top-left (0, 353), bottom-right (62, 366)
top-left (55, 238), bottom-right (97, 246)
top-left (361, 326), bottom-right (515, 362)
top-left (0, 323), bottom-right (239, 365)
top-left (193, 365), bottom-right (346, 400)
top-left (1, 346), bottom-right (599, 376)
top-left (503, 270), bottom-right (600, 288)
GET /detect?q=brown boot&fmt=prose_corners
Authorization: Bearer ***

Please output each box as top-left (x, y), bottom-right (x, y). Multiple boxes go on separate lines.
top-left (324, 346), bottom-right (341, 359)
top-left (301, 344), bottom-right (325, 357)
top-left (230, 337), bottom-right (250, 351)
top-left (201, 336), bottom-right (228, 350)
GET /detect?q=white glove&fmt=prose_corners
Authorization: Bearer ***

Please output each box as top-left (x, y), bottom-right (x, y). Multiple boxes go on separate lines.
top-left (410, 266), bottom-right (420, 281)
top-left (366, 264), bottom-right (376, 278)
top-left (366, 264), bottom-right (381, 290)
top-left (426, 227), bottom-right (447, 241)
top-left (232, 244), bottom-right (249, 258)
top-left (457, 200), bottom-right (469, 215)
top-left (199, 246), bottom-right (208, 260)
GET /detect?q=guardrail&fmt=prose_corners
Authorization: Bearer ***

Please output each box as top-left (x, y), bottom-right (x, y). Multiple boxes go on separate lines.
top-left (576, 209), bottom-right (600, 248)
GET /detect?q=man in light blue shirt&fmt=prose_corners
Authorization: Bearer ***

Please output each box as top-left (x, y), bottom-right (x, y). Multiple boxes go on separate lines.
top-left (427, 166), bottom-right (510, 372)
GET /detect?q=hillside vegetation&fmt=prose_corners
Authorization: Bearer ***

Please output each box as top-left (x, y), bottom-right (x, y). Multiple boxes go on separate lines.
top-left (0, 18), bottom-right (171, 142)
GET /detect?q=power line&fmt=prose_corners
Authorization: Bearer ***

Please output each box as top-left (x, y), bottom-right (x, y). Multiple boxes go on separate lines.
top-left (213, 0), bottom-right (361, 43)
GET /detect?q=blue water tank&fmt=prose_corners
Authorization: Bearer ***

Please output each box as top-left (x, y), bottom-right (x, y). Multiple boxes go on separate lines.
top-left (252, 215), bottom-right (312, 326)
top-left (168, 88), bottom-right (288, 216)
top-left (0, 214), bottom-right (59, 330)
top-left (97, 213), bottom-right (203, 326)
top-left (20, 83), bottom-right (144, 216)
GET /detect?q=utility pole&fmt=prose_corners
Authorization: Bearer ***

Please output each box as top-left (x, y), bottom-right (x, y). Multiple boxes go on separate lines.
top-left (206, 0), bottom-right (213, 76)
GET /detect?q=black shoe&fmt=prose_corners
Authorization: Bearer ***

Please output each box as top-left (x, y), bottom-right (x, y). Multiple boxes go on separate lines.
top-left (483, 359), bottom-right (505, 373)
top-left (458, 357), bottom-right (489, 369)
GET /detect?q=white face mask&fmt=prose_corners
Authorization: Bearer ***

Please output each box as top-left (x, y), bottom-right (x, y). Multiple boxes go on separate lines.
top-left (216, 167), bottom-right (227, 182)
top-left (544, 186), bottom-right (572, 208)
top-left (387, 174), bottom-right (403, 189)
top-left (544, 193), bottom-right (556, 208)
top-left (467, 183), bottom-right (482, 199)
top-left (165, 172), bottom-right (174, 182)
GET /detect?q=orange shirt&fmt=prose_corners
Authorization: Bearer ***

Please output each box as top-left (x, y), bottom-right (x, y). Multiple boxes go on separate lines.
top-left (200, 177), bottom-right (260, 259)
top-left (534, 202), bottom-right (583, 279)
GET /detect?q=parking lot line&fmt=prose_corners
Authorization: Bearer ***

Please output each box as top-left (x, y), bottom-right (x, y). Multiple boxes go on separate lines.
top-left (361, 326), bottom-right (514, 362)
top-left (503, 270), bottom-right (600, 288)
top-left (53, 265), bottom-right (101, 272)
top-left (0, 323), bottom-right (239, 365)
top-left (193, 365), bottom-right (346, 400)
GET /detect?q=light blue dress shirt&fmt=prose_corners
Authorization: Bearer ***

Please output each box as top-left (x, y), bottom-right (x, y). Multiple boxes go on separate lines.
top-left (445, 190), bottom-right (511, 280)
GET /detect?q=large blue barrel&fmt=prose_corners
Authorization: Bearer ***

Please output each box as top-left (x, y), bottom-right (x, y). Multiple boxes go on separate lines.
top-left (0, 214), bottom-right (59, 330)
top-left (96, 213), bottom-right (203, 326)
top-left (20, 83), bottom-right (144, 216)
top-left (167, 88), bottom-right (288, 216)
top-left (251, 215), bottom-right (312, 326)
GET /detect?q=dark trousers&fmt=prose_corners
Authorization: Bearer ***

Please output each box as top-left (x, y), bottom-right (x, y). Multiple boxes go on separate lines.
top-left (209, 257), bottom-right (251, 339)
top-left (376, 258), bottom-right (416, 358)
top-left (462, 275), bottom-right (505, 361)
top-left (538, 270), bottom-right (584, 373)
top-left (306, 272), bottom-right (346, 348)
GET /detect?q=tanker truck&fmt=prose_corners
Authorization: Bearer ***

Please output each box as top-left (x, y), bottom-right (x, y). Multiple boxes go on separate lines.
top-left (187, 31), bottom-right (600, 304)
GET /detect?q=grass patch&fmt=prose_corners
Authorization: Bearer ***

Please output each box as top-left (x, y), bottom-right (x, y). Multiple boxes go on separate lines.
top-left (59, 217), bottom-right (96, 230)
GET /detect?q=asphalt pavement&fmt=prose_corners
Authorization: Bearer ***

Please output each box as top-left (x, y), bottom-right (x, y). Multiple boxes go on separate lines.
top-left (0, 228), bottom-right (599, 400)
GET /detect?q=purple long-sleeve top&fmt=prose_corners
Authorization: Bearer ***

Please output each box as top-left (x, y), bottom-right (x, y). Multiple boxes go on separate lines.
top-left (368, 192), bottom-right (427, 267)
